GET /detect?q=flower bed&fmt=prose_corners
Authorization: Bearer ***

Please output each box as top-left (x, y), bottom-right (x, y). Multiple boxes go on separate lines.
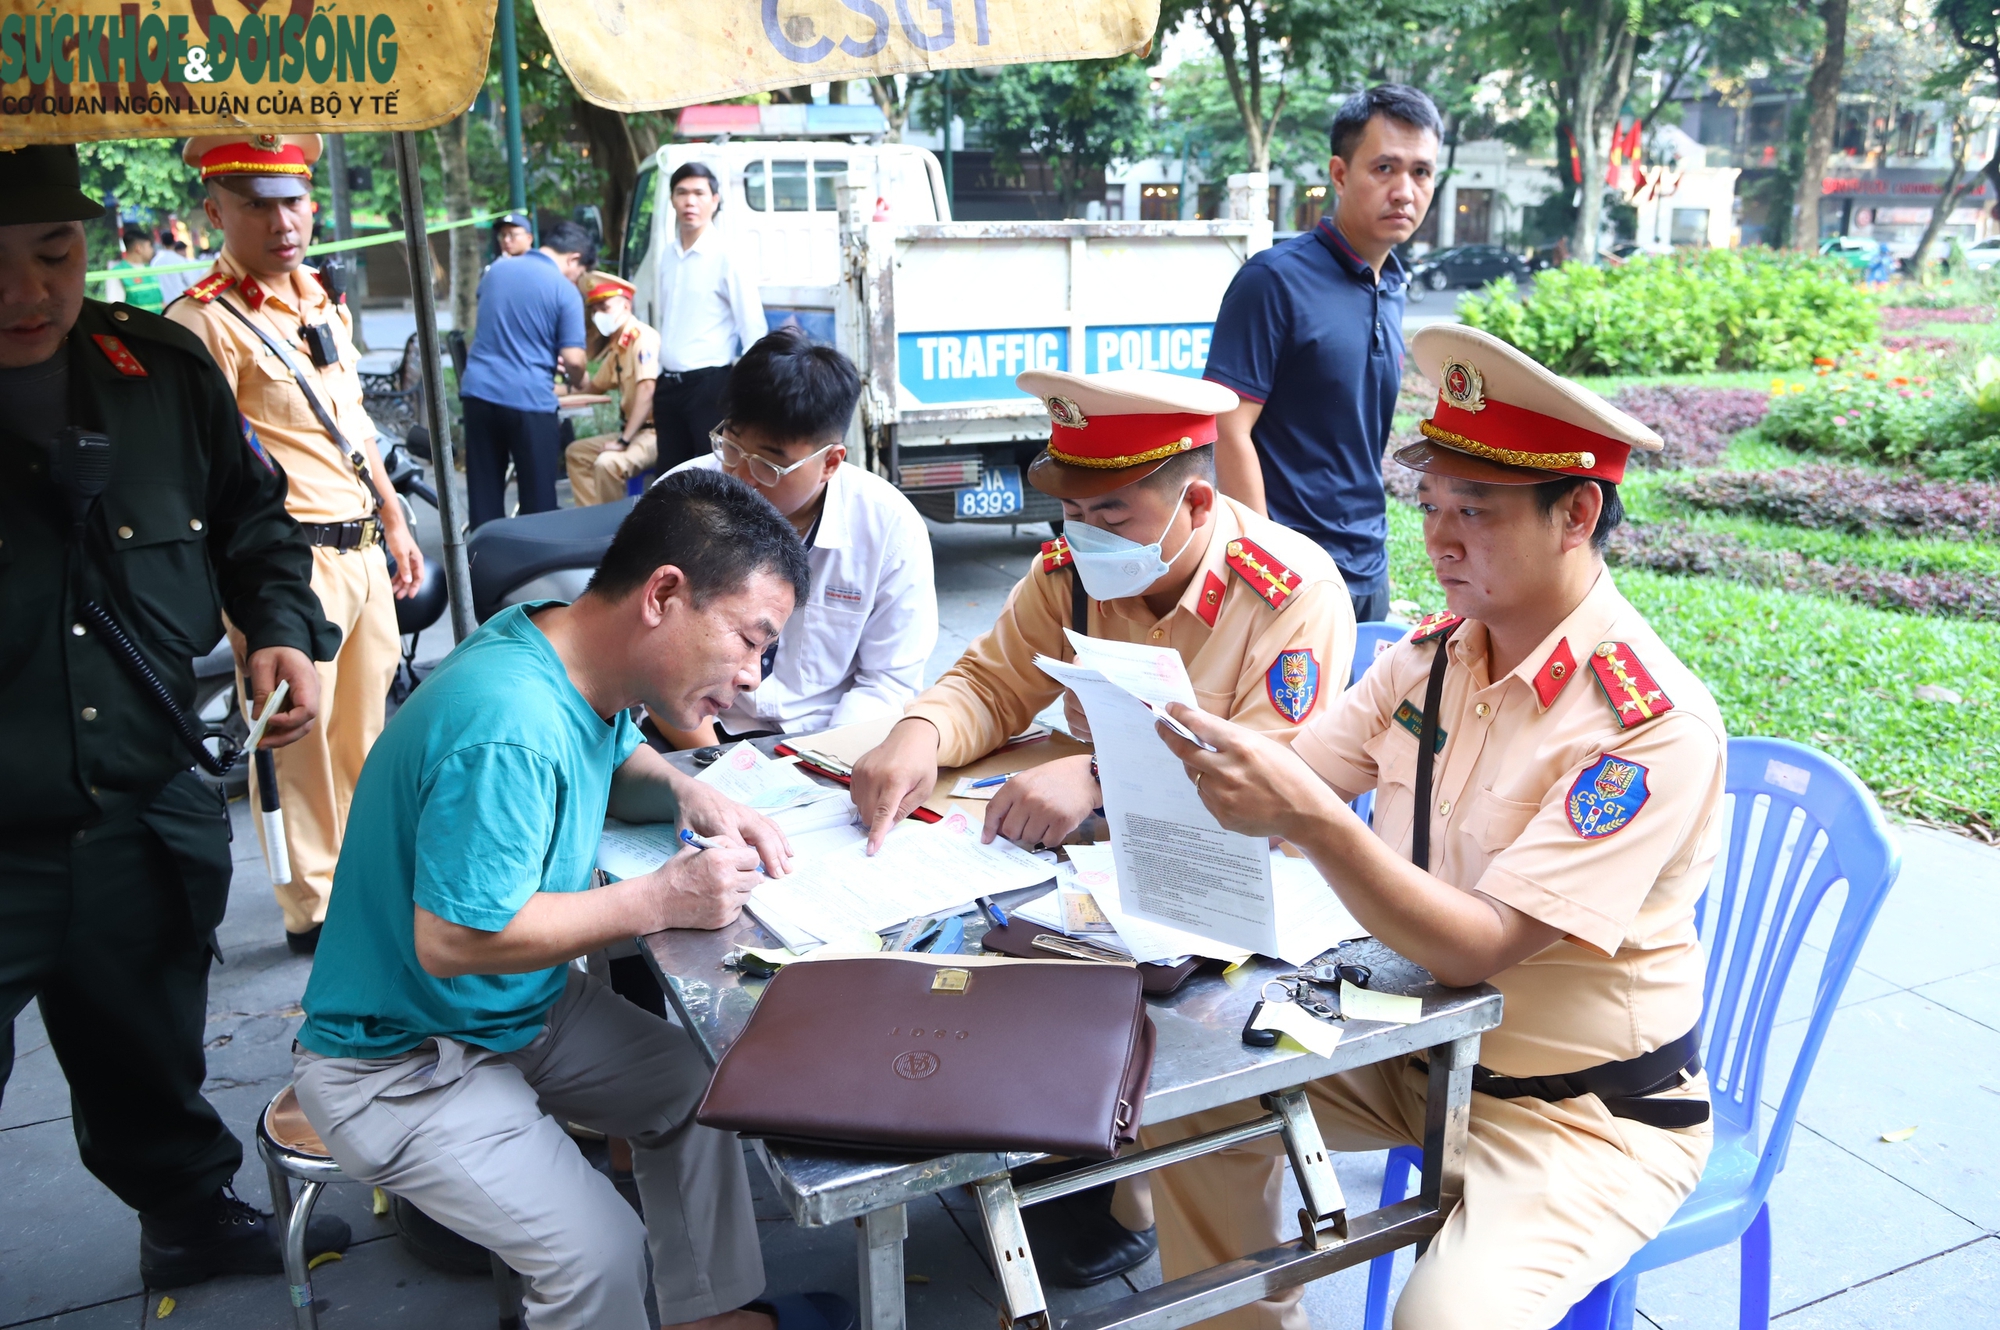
top-left (1458, 249), bottom-right (1878, 376)
top-left (1606, 521), bottom-right (2000, 621)
top-left (1612, 386), bottom-right (1769, 469)
top-left (1880, 305), bottom-right (1993, 330)
top-left (1664, 466), bottom-right (2000, 540)
top-left (1757, 358), bottom-right (2000, 479)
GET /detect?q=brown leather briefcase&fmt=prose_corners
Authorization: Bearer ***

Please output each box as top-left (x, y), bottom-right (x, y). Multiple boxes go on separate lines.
top-left (695, 954), bottom-right (1156, 1159)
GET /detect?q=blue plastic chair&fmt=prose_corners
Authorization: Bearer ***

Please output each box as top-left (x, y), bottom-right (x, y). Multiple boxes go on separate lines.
top-left (1361, 737), bottom-right (1901, 1330)
top-left (1346, 622), bottom-right (1409, 826)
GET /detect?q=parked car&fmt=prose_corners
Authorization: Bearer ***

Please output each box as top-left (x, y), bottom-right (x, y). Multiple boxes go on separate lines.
top-left (1405, 244), bottom-right (1532, 296)
top-left (1960, 237), bottom-right (2000, 273)
top-left (1818, 236), bottom-right (1882, 271)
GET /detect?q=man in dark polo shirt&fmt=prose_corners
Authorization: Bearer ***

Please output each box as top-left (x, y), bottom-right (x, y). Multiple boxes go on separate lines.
top-left (1205, 85), bottom-right (1440, 623)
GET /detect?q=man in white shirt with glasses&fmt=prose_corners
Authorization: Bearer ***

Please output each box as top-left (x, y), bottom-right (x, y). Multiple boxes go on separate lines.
top-left (657, 327), bottom-right (936, 749)
top-left (653, 162), bottom-right (766, 473)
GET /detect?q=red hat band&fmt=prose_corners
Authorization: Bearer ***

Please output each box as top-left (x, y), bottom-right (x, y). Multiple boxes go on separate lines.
top-left (1420, 396), bottom-right (1630, 483)
top-left (1046, 411), bottom-right (1217, 470)
top-left (198, 141), bottom-right (311, 180)
top-left (586, 279), bottom-right (634, 303)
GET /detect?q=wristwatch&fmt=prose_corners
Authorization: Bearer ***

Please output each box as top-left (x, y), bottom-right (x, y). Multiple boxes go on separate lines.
top-left (1089, 754), bottom-right (1105, 818)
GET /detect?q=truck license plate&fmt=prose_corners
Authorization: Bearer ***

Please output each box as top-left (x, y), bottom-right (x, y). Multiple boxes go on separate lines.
top-left (955, 466), bottom-right (1025, 519)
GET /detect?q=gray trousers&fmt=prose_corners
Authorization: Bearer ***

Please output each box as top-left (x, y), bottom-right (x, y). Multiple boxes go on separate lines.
top-left (294, 968), bottom-right (764, 1328)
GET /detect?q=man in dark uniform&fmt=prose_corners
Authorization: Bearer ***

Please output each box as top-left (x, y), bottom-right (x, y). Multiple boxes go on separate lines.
top-left (0, 145), bottom-right (350, 1288)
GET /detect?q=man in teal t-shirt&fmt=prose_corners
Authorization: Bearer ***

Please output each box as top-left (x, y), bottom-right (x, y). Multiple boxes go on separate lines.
top-left (294, 469), bottom-right (817, 1330)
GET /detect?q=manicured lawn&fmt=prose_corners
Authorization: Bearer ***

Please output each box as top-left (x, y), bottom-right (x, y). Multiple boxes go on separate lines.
top-left (1383, 481), bottom-right (2000, 838)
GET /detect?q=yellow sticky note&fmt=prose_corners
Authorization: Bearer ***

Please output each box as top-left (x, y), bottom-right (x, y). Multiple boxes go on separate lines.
top-left (1251, 1000), bottom-right (1342, 1057)
top-left (1340, 981), bottom-right (1423, 1025)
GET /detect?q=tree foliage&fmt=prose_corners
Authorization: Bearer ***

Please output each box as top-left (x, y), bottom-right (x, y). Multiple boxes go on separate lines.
top-left (947, 58), bottom-right (1154, 218)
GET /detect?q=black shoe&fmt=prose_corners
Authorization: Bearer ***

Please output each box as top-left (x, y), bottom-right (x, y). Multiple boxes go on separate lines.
top-left (1019, 1180), bottom-right (1158, 1288)
top-left (140, 1186), bottom-right (351, 1288)
top-left (285, 925), bottom-right (322, 955)
top-left (390, 1192), bottom-right (494, 1276)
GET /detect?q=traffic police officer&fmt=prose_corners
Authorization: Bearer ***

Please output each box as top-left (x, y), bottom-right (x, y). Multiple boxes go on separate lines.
top-left (168, 133), bottom-right (423, 953)
top-left (0, 145), bottom-right (348, 1286)
top-left (564, 272), bottom-right (662, 506)
top-left (849, 368), bottom-right (1357, 1287)
top-left (1151, 325), bottom-right (1721, 1330)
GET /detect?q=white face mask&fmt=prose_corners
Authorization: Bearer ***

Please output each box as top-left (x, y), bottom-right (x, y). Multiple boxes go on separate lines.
top-left (592, 309), bottom-right (623, 337)
top-left (1064, 485), bottom-right (1198, 601)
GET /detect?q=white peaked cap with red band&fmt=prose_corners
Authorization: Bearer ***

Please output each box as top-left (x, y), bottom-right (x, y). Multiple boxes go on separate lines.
top-left (1399, 325), bottom-right (1663, 486)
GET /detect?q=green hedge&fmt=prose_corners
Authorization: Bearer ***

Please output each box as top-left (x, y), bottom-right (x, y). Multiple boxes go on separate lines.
top-left (1458, 250), bottom-right (1879, 377)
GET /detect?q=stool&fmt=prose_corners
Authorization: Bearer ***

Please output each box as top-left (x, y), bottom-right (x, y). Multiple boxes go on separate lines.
top-left (258, 1084), bottom-right (523, 1330)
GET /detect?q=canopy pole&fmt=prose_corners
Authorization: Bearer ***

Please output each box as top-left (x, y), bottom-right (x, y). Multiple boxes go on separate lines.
top-left (393, 131), bottom-right (477, 643)
top-left (497, 0), bottom-right (528, 217)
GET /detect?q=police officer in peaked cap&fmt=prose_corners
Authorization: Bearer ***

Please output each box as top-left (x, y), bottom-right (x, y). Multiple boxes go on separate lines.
top-left (0, 144), bottom-right (347, 1287)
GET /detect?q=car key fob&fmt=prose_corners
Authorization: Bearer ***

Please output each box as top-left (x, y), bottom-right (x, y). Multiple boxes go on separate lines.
top-left (1241, 1001), bottom-right (1280, 1047)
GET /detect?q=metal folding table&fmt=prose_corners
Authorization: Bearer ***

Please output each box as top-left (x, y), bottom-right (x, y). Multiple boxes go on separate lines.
top-left (638, 748), bottom-right (1501, 1330)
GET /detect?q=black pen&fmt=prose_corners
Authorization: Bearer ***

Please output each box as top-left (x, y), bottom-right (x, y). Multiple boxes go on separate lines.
top-left (977, 895), bottom-right (1009, 930)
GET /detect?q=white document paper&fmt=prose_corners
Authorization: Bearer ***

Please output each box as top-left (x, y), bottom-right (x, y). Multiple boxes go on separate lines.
top-left (1061, 629), bottom-right (1198, 707)
top-left (1063, 844), bottom-right (1237, 965)
top-left (597, 818), bottom-right (682, 881)
top-left (698, 741), bottom-right (844, 811)
top-left (1269, 854), bottom-right (1370, 966)
top-left (1251, 999), bottom-right (1343, 1057)
top-left (747, 809), bottom-right (1054, 952)
top-left (1037, 654), bottom-right (1278, 956)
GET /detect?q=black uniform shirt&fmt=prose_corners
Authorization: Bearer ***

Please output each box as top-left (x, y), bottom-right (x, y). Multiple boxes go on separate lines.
top-left (0, 300), bottom-right (340, 831)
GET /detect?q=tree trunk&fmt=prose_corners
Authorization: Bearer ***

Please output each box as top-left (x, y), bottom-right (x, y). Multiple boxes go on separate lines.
top-left (1563, 0), bottom-right (1635, 264)
top-left (1793, 0), bottom-right (1849, 252)
top-left (870, 75), bottom-right (910, 141)
top-left (1908, 124), bottom-right (1979, 277)
top-left (577, 99), bottom-right (641, 268)
top-left (433, 114), bottom-right (479, 340)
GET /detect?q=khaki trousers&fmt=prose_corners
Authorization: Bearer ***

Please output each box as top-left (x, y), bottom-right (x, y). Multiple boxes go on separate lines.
top-left (565, 427), bottom-right (658, 506)
top-left (232, 543), bottom-right (399, 934)
top-left (294, 968), bottom-right (765, 1329)
top-left (1143, 1060), bottom-right (1709, 1330)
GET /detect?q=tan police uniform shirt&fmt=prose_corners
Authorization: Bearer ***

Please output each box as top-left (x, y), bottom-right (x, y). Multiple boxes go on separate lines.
top-left (167, 252), bottom-right (376, 524)
top-left (1292, 569), bottom-right (1726, 1079)
top-left (906, 497), bottom-right (1358, 767)
top-left (588, 315), bottom-right (661, 428)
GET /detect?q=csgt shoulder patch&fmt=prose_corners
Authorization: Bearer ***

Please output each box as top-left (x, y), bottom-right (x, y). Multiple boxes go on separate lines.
top-left (1566, 754), bottom-right (1651, 839)
top-left (1266, 648), bottom-right (1320, 724)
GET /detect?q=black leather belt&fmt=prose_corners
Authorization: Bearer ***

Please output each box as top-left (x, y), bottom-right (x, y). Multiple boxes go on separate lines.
top-left (1413, 1026), bottom-right (1709, 1129)
top-left (656, 364), bottom-right (726, 385)
top-left (300, 516), bottom-right (380, 552)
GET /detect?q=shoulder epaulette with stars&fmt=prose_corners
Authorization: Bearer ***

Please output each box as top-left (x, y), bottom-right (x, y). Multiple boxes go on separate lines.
top-left (91, 334), bottom-right (148, 377)
top-left (1407, 610), bottom-right (1462, 643)
top-left (185, 271), bottom-right (233, 303)
top-left (1040, 537), bottom-right (1073, 573)
top-left (1224, 537), bottom-right (1300, 609)
top-left (1588, 641), bottom-right (1675, 729)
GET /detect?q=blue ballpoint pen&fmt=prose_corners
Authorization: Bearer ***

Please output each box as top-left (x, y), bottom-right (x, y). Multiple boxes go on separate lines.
top-left (968, 773), bottom-right (1016, 789)
top-left (680, 828), bottom-right (727, 851)
top-left (977, 895), bottom-right (1009, 929)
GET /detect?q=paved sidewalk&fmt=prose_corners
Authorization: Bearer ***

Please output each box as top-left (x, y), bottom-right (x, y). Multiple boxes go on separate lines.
top-left (4, 521), bottom-right (1996, 1328)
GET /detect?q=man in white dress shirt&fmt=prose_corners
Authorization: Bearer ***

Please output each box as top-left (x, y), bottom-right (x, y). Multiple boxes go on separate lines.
top-left (654, 162), bottom-right (767, 472)
top-left (658, 327), bottom-right (936, 748)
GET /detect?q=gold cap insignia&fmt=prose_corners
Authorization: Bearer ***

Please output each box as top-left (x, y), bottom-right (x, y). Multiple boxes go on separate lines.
top-left (1045, 395), bottom-right (1088, 429)
top-left (250, 132), bottom-right (281, 151)
top-left (1439, 359), bottom-right (1486, 413)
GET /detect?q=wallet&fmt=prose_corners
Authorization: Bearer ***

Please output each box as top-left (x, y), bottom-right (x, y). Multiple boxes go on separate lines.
top-left (978, 918), bottom-right (1208, 996)
top-left (696, 954), bottom-right (1155, 1159)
